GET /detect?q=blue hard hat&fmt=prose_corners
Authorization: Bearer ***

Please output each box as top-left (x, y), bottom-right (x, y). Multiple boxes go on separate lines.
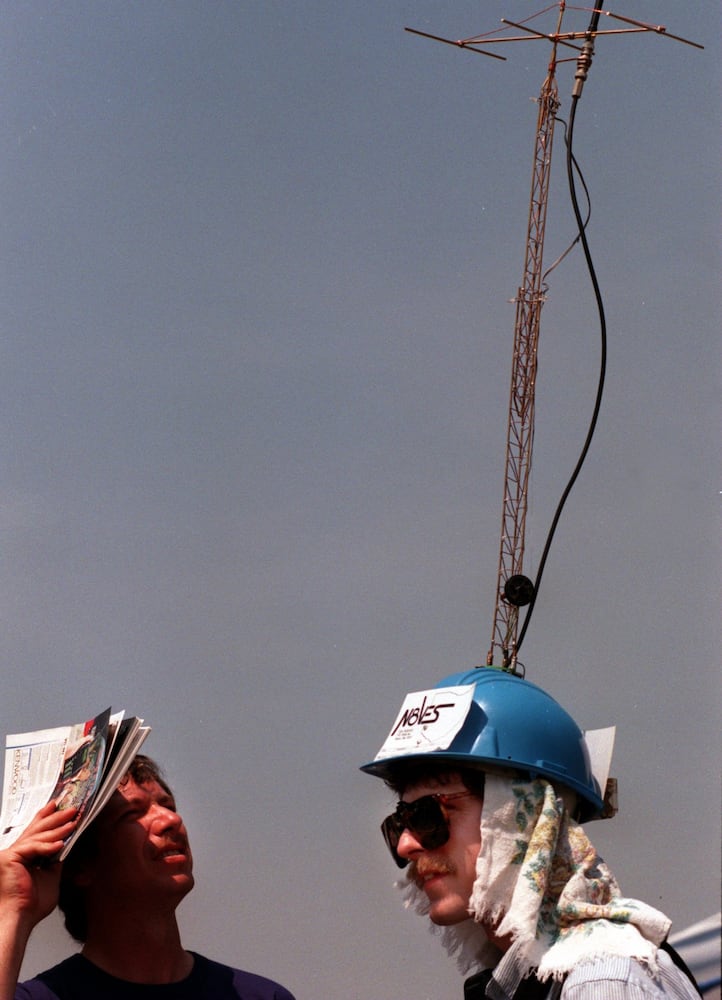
top-left (361, 667), bottom-right (604, 819)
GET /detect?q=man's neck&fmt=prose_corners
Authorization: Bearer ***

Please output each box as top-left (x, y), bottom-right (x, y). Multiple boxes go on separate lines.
top-left (483, 919), bottom-right (513, 954)
top-left (81, 913), bottom-right (193, 984)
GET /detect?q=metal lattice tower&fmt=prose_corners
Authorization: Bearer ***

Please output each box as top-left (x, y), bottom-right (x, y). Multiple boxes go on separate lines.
top-left (487, 63), bottom-right (559, 670)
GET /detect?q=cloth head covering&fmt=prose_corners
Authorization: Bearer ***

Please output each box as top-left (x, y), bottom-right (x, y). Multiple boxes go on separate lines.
top-left (396, 773), bottom-right (671, 987)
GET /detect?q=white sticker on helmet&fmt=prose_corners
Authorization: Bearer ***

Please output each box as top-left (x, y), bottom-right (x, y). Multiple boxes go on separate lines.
top-left (373, 684), bottom-right (475, 760)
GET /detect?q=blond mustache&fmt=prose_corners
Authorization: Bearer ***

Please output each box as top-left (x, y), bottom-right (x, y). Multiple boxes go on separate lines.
top-left (410, 856), bottom-right (456, 888)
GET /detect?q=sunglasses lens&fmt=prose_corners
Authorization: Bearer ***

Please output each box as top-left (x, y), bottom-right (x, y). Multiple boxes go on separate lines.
top-left (381, 817), bottom-right (407, 868)
top-left (381, 796), bottom-right (450, 868)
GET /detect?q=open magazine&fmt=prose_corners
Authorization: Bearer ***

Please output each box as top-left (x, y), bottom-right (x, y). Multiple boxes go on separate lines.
top-left (0, 709), bottom-right (149, 860)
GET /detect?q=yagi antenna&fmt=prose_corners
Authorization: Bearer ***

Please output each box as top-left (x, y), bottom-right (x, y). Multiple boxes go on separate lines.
top-left (406, 7), bottom-right (703, 58)
top-left (405, 4), bottom-right (703, 673)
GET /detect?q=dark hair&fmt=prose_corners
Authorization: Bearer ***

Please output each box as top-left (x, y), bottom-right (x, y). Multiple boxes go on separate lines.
top-left (383, 760), bottom-right (486, 799)
top-left (58, 755), bottom-right (172, 943)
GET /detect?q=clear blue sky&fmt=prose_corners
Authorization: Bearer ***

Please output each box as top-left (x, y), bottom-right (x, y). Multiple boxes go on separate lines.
top-left (1, 2), bottom-right (719, 997)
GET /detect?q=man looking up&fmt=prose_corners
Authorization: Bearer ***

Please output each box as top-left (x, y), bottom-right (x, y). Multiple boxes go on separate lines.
top-left (0, 755), bottom-right (296, 999)
top-left (361, 668), bottom-right (701, 1000)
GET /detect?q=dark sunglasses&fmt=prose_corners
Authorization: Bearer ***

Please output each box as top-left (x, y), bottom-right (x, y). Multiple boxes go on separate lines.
top-left (381, 790), bottom-right (477, 869)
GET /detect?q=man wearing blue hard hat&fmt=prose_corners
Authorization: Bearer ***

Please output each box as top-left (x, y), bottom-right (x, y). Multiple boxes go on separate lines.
top-left (361, 668), bottom-right (701, 1000)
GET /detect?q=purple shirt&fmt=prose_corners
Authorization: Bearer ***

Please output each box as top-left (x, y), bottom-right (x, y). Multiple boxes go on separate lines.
top-left (15, 952), bottom-right (296, 1000)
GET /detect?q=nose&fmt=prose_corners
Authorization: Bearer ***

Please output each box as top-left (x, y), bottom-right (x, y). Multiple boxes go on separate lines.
top-left (150, 804), bottom-right (184, 835)
top-left (395, 825), bottom-right (424, 863)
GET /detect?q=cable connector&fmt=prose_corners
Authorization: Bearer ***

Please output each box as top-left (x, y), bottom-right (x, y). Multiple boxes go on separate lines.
top-left (572, 37), bottom-right (596, 98)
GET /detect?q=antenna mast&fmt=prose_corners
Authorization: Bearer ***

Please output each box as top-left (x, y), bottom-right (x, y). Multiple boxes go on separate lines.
top-left (406, 4), bottom-right (702, 675)
top-left (487, 26), bottom-right (563, 671)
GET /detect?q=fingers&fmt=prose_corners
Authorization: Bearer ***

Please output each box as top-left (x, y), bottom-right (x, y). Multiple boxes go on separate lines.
top-left (9, 805), bottom-right (79, 864)
top-left (27, 801), bottom-right (78, 832)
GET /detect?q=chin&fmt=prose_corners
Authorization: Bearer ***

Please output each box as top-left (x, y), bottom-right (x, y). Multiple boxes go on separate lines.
top-left (174, 873), bottom-right (195, 897)
top-left (428, 902), bottom-right (471, 926)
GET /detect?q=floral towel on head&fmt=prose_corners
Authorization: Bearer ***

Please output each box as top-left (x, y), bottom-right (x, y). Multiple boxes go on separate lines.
top-left (470, 775), bottom-right (671, 984)
top-left (394, 773), bottom-right (672, 982)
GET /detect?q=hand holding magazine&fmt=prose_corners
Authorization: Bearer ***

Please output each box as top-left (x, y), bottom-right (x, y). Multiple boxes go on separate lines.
top-left (0, 709), bottom-right (149, 860)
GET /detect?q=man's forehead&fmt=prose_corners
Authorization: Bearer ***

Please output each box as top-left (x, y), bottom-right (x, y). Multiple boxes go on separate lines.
top-left (104, 777), bottom-right (174, 814)
top-left (400, 772), bottom-right (467, 801)
top-left (119, 776), bottom-right (157, 794)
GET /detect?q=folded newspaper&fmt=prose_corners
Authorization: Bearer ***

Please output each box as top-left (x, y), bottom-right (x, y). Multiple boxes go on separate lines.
top-left (0, 709), bottom-right (149, 860)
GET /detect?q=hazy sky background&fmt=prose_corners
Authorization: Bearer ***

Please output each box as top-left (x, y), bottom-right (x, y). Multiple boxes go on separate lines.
top-left (1, 2), bottom-right (719, 997)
